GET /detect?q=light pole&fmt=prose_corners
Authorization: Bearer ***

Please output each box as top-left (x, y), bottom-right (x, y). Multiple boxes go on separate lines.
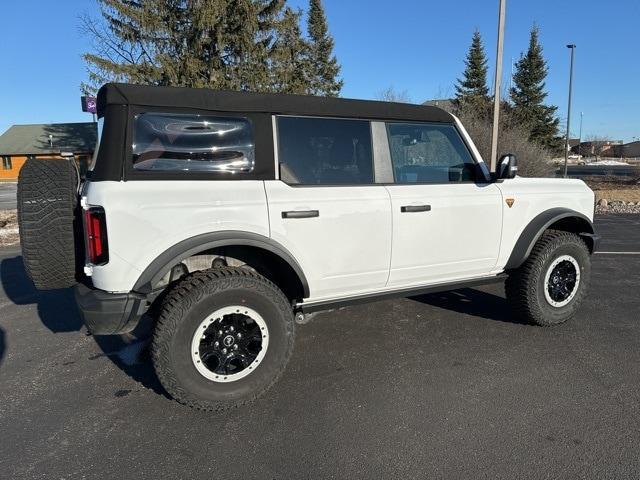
top-left (490, 0), bottom-right (507, 173)
top-left (563, 44), bottom-right (576, 178)
top-left (578, 111), bottom-right (583, 157)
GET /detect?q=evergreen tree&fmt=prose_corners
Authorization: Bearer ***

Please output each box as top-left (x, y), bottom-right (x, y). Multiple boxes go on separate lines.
top-left (271, 7), bottom-right (311, 94)
top-left (306, 0), bottom-right (342, 96)
top-left (454, 30), bottom-right (490, 113)
top-left (81, 0), bottom-right (323, 95)
top-left (510, 25), bottom-right (560, 150)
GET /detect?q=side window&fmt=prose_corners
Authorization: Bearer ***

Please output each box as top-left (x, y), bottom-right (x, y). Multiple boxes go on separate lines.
top-left (386, 122), bottom-right (478, 184)
top-left (2, 156), bottom-right (11, 170)
top-left (277, 116), bottom-right (373, 185)
top-left (132, 113), bottom-right (254, 173)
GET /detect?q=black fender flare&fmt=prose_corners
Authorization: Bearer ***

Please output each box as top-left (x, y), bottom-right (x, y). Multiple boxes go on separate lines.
top-left (132, 231), bottom-right (310, 298)
top-left (504, 208), bottom-right (596, 270)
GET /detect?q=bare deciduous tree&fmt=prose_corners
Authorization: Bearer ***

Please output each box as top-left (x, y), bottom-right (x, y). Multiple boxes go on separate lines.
top-left (584, 135), bottom-right (613, 161)
top-left (376, 86), bottom-right (412, 103)
top-left (457, 106), bottom-right (555, 177)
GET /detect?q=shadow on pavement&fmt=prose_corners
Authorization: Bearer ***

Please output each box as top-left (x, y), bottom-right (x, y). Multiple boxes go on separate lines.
top-left (0, 328), bottom-right (5, 367)
top-left (410, 287), bottom-right (529, 325)
top-left (0, 253), bottom-right (166, 395)
top-left (0, 255), bottom-right (82, 332)
top-left (91, 332), bottom-right (168, 398)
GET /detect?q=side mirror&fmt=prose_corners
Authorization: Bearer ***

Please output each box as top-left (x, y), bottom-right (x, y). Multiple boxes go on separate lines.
top-left (496, 153), bottom-right (518, 180)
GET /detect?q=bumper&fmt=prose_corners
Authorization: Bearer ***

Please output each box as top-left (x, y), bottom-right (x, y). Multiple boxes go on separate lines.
top-left (74, 283), bottom-right (148, 335)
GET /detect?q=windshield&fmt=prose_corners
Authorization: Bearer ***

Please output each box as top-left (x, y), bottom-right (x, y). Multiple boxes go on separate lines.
top-left (88, 117), bottom-right (104, 172)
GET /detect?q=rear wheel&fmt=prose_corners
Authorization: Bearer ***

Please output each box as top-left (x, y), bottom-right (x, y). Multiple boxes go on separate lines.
top-left (505, 230), bottom-right (591, 326)
top-left (151, 267), bottom-right (295, 411)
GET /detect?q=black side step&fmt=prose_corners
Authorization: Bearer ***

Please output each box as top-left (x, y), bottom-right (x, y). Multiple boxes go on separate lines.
top-left (298, 274), bottom-right (507, 313)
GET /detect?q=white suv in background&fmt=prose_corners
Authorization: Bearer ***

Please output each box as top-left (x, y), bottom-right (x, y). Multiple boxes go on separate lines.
top-left (18, 83), bottom-right (599, 411)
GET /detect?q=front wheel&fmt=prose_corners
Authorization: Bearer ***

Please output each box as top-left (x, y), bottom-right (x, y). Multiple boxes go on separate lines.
top-left (505, 230), bottom-right (591, 326)
top-left (152, 267), bottom-right (295, 411)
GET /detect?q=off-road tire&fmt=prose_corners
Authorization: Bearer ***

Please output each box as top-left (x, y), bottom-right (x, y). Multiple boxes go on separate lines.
top-left (151, 267), bottom-right (295, 411)
top-left (17, 159), bottom-right (80, 289)
top-left (505, 230), bottom-right (591, 326)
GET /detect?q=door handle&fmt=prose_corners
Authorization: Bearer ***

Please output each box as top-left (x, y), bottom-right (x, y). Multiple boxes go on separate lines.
top-left (400, 205), bottom-right (431, 213)
top-left (281, 210), bottom-right (319, 219)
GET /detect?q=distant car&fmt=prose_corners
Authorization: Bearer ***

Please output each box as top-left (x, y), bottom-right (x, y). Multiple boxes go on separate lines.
top-left (17, 83), bottom-right (599, 411)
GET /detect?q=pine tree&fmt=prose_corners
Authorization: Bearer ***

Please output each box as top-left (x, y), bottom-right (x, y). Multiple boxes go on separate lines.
top-left (270, 7), bottom-right (311, 94)
top-left (454, 30), bottom-right (490, 113)
top-left (510, 25), bottom-right (560, 151)
top-left (81, 0), bottom-right (313, 94)
top-left (306, 0), bottom-right (343, 96)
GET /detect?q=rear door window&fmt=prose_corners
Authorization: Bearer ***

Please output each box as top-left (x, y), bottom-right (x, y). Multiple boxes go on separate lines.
top-left (276, 116), bottom-right (373, 185)
top-left (132, 113), bottom-right (254, 173)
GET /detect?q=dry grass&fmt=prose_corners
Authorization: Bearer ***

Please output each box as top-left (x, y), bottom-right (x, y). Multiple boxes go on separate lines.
top-left (584, 179), bottom-right (640, 203)
top-left (593, 189), bottom-right (640, 203)
top-left (0, 209), bottom-right (19, 247)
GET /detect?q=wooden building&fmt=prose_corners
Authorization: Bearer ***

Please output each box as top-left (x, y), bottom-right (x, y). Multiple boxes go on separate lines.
top-left (0, 122), bottom-right (97, 181)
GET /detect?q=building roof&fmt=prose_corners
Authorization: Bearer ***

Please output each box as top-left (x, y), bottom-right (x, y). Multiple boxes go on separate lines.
top-left (97, 83), bottom-right (454, 124)
top-left (578, 139), bottom-right (624, 146)
top-left (0, 122), bottom-right (97, 156)
top-left (422, 99), bottom-right (455, 113)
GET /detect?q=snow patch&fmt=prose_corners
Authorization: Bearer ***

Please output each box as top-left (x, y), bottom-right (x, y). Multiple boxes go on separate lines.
top-left (590, 160), bottom-right (629, 166)
top-left (0, 228), bottom-right (18, 237)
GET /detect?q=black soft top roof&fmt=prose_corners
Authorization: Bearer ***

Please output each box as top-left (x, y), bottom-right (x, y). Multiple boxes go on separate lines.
top-left (97, 83), bottom-right (454, 123)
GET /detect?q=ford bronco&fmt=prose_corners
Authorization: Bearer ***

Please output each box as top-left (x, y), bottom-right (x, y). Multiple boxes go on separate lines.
top-left (17, 83), bottom-right (599, 410)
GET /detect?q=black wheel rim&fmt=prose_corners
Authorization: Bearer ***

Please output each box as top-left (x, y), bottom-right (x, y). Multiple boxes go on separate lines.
top-left (198, 314), bottom-right (263, 376)
top-left (547, 259), bottom-right (578, 304)
top-left (191, 306), bottom-right (269, 382)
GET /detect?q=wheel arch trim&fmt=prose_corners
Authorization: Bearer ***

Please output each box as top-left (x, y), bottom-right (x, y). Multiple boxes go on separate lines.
top-left (504, 208), bottom-right (595, 270)
top-left (132, 231), bottom-right (310, 298)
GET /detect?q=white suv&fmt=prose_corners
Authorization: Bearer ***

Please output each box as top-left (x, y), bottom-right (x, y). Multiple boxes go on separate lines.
top-left (17, 83), bottom-right (599, 411)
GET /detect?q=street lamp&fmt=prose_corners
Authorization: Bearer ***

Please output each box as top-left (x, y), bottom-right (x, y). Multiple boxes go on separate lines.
top-left (563, 44), bottom-right (576, 178)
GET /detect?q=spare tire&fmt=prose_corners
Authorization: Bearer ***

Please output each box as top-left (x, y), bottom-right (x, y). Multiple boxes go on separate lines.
top-left (17, 159), bottom-right (80, 290)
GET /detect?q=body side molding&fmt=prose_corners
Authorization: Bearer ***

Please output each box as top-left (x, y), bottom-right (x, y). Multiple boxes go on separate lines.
top-left (504, 208), bottom-right (596, 270)
top-left (132, 231), bottom-right (310, 298)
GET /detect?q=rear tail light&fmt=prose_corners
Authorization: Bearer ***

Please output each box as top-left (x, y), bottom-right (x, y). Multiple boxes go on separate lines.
top-left (84, 207), bottom-right (109, 265)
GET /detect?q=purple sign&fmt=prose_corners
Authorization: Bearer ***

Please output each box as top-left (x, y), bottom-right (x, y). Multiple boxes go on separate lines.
top-left (81, 96), bottom-right (97, 114)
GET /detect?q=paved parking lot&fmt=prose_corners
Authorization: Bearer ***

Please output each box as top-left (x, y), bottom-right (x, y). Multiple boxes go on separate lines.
top-left (0, 182), bottom-right (17, 210)
top-left (0, 215), bottom-right (638, 479)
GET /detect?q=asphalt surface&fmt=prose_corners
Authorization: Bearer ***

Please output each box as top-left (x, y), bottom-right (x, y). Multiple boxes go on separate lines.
top-left (0, 215), bottom-right (639, 479)
top-left (0, 182), bottom-right (17, 210)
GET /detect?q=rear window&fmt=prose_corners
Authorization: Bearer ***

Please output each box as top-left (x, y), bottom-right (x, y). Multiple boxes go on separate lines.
top-left (276, 116), bottom-right (373, 185)
top-left (132, 113), bottom-right (254, 173)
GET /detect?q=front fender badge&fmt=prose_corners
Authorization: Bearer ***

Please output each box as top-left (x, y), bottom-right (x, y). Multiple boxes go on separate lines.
top-left (506, 198), bottom-right (515, 208)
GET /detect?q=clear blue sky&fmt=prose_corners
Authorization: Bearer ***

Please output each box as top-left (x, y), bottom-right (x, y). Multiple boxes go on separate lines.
top-left (1, 0), bottom-right (638, 141)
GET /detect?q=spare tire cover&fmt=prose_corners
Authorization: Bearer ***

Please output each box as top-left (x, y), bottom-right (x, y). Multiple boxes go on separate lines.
top-left (17, 159), bottom-right (80, 289)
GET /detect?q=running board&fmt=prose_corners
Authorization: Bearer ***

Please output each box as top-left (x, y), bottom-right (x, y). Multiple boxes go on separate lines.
top-left (298, 274), bottom-right (508, 314)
